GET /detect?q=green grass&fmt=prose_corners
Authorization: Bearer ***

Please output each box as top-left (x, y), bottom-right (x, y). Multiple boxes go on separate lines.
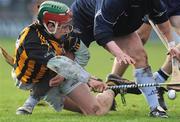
top-left (0, 39), bottom-right (180, 122)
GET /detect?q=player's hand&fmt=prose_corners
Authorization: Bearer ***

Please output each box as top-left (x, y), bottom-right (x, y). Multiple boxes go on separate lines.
top-left (88, 79), bottom-right (107, 92)
top-left (174, 44), bottom-right (180, 62)
top-left (116, 51), bottom-right (136, 65)
top-left (105, 41), bottom-right (136, 65)
top-left (49, 75), bottom-right (65, 87)
top-left (168, 47), bottom-right (180, 60)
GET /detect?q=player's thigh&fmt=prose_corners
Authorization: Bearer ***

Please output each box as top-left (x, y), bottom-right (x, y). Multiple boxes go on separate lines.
top-left (137, 23), bottom-right (152, 45)
top-left (67, 83), bottom-right (99, 114)
top-left (115, 32), bottom-right (146, 57)
top-left (114, 32), bottom-right (148, 67)
top-left (170, 15), bottom-right (180, 34)
top-left (63, 97), bottom-right (82, 113)
top-left (170, 16), bottom-right (180, 28)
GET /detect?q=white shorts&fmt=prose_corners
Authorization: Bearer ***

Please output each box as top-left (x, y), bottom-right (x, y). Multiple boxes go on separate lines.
top-left (12, 55), bottom-right (91, 111)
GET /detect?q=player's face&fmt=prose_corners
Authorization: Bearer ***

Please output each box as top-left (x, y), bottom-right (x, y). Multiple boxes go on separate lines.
top-left (47, 21), bottom-right (73, 39)
top-left (47, 22), bottom-right (56, 33)
top-left (55, 22), bottom-right (73, 38)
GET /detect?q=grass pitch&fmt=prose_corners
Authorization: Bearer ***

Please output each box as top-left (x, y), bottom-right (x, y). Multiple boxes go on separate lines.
top-left (0, 38), bottom-right (180, 122)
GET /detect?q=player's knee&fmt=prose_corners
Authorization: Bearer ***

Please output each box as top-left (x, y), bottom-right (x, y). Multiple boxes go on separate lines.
top-left (92, 104), bottom-right (101, 115)
top-left (137, 32), bottom-right (149, 45)
top-left (141, 35), bottom-right (149, 45)
top-left (132, 48), bottom-right (148, 67)
top-left (82, 104), bottom-right (100, 115)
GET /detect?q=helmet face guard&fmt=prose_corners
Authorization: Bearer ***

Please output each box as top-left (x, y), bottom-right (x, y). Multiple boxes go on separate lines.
top-left (42, 10), bottom-right (73, 34)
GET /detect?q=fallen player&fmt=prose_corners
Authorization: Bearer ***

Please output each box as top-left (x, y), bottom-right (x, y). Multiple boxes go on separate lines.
top-left (0, 1), bottom-right (139, 115)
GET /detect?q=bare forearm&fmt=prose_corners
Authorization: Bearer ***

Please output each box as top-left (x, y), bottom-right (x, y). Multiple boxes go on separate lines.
top-left (104, 40), bottom-right (135, 65)
top-left (157, 21), bottom-right (180, 59)
top-left (157, 20), bottom-right (173, 43)
top-left (104, 41), bottom-right (122, 57)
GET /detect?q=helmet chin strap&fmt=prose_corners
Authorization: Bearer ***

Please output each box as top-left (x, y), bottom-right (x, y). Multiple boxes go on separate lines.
top-left (43, 22), bottom-right (59, 35)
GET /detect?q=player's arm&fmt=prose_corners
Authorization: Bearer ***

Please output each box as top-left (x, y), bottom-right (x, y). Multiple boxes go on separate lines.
top-left (49, 32), bottom-right (106, 92)
top-left (148, 0), bottom-right (173, 44)
top-left (157, 21), bottom-right (175, 46)
top-left (105, 41), bottom-right (135, 65)
top-left (24, 37), bottom-right (54, 65)
top-left (149, 0), bottom-right (180, 56)
top-left (157, 23), bottom-right (180, 58)
top-left (62, 32), bottom-right (90, 67)
top-left (94, 0), bottom-right (135, 65)
top-left (23, 28), bottom-right (65, 87)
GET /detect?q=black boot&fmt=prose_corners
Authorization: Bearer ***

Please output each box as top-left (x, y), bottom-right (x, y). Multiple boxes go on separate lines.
top-left (106, 74), bottom-right (142, 107)
top-left (106, 74), bottom-right (141, 95)
top-left (157, 87), bottom-right (168, 111)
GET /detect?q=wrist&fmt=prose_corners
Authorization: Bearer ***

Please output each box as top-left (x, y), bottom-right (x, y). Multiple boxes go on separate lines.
top-left (168, 41), bottom-right (175, 49)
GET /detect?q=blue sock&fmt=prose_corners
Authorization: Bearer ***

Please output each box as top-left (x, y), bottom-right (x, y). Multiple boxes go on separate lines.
top-left (23, 95), bottom-right (39, 109)
top-left (135, 66), bottom-right (159, 110)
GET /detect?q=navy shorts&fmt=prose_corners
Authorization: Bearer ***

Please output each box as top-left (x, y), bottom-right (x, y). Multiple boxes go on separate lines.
top-left (162, 0), bottom-right (180, 17)
top-left (143, 0), bottom-right (180, 24)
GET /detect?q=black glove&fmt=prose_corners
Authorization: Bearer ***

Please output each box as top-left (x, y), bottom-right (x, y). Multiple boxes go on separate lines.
top-left (62, 32), bottom-right (81, 52)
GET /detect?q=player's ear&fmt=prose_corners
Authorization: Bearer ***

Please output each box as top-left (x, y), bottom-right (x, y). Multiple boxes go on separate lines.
top-left (37, 5), bottom-right (40, 9)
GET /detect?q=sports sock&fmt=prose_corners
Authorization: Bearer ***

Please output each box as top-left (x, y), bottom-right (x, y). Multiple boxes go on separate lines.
top-left (23, 95), bottom-right (39, 109)
top-left (172, 31), bottom-right (180, 44)
top-left (153, 69), bottom-right (170, 83)
top-left (134, 66), bottom-right (159, 110)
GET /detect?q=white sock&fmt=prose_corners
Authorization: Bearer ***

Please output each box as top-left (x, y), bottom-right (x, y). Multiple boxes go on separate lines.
top-left (172, 31), bottom-right (180, 44)
top-left (135, 66), bottom-right (159, 110)
top-left (153, 72), bottom-right (166, 83)
top-left (153, 68), bottom-right (170, 83)
top-left (23, 95), bottom-right (39, 108)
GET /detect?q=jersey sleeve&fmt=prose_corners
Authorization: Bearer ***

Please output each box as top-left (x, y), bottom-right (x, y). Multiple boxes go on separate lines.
top-left (94, 0), bottom-right (128, 46)
top-left (22, 28), bottom-right (55, 65)
top-left (74, 40), bottom-right (90, 67)
top-left (148, 0), bottom-right (168, 24)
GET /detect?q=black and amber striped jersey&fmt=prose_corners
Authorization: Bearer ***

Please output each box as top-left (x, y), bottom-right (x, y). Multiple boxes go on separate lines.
top-left (14, 23), bottom-right (80, 84)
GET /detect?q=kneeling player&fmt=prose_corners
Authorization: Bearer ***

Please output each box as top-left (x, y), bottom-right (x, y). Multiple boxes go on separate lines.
top-left (12, 1), bottom-right (136, 115)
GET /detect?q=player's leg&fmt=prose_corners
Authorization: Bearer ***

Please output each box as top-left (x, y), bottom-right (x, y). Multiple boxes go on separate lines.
top-left (111, 58), bottom-right (128, 76)
top-left (137, 23), bottom-right (152, 45)
top-left (114, 32), bottom-right (167, 117)
top-left (136, 23), bottom-right (169, 110)
top-left (63, 97), bottom-right (82, 113)
top-left (16, 80), bottom-right (51, 115)
top-left (67, 83), bottom-right (114, 115)
top-left (46, 56), bottom-right (115, 115)
top-left (153, 4), bottom-right (180, 83)
top-left (111, 23), bottom-right (152, 77)
top-left (17, 85), bottom-right (84, 115)
top-left (47, 83), bottom-right (115, 115)
top-left (138, 23), bottom-right (169, 110)
top-left (110, 24), bottom-right (152, 103)
top-left (165, 15), bottom-right (180, 91)
top-left (111, 22), bottom-right (169, 111)
top-left (154, 14), bottom-right (180, 89)
top-left (157, 15), bottom-right (180, 82)
top-left (170, 16), bottom-right (180, 35)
